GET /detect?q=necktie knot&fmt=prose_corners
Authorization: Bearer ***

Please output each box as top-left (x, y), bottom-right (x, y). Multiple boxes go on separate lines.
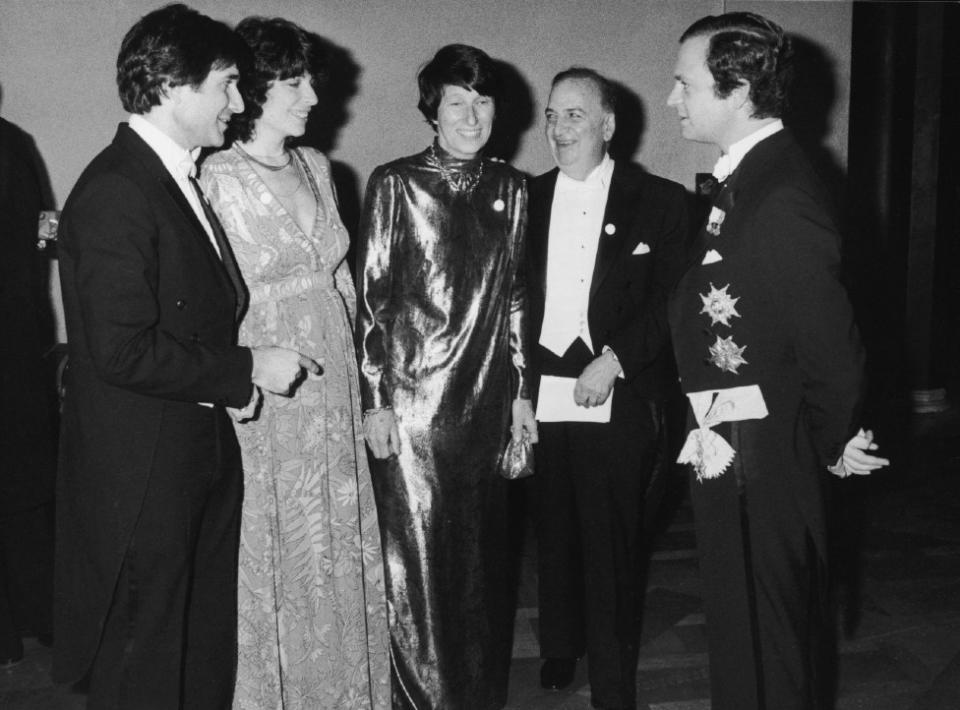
top-left (179, 156), bottom-right (198, 181)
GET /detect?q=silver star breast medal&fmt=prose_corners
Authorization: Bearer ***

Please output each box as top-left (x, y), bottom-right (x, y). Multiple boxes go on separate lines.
top-left (708, 335), bottom-right (748, 374)
top-left (699, 283), bottom-right (741, 327)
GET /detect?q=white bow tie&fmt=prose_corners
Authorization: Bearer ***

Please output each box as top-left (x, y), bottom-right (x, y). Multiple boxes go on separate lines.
top-left (712, 154), bottom-right (732, 182)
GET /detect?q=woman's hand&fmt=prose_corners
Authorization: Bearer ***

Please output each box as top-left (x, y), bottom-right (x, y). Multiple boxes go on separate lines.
top-left (364, 409), bottom-right (401, 459)
top-left (511, 398), bottom-right (538, 443)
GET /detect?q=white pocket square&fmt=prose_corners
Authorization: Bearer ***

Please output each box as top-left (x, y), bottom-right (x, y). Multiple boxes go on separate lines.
top-left (701, 249), bottom-right (723, 265)
top-left (632, 242), bottom-right (651, 255)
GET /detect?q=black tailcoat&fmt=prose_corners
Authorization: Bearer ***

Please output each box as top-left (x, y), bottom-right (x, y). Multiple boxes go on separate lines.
top-left (55, 125), bottom-right (253, 697)
top-left (526, 161), bottom-right (687, 707)
top-left (669, 129), bottom-right (865, 709)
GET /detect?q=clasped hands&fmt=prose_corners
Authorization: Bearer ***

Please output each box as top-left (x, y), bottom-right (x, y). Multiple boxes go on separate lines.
top-left (363, 398), bottom-right (538, 461)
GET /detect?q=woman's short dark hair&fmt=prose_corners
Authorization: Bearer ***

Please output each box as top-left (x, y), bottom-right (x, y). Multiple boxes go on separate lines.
top-left (117, 3), bottom-right (249, 115)
top-left (228, 16), bottom-right (323, 143)
top-left (417, 44), bottom-right (500, 123)
top-left (680, 12), bottom-right (793, 119)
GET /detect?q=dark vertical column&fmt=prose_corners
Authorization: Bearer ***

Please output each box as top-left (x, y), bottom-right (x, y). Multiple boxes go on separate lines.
top-left (848, 1), bottom-right (953, 417)
top-left (846, 1), bottom-right (916, 418)
top-left (931, 4), bottom-right (960, 401)
top-left (904, 2), bottom-right (945, 409)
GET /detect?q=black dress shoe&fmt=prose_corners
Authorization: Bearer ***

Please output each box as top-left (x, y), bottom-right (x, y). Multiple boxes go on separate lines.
top-left (540, 657), bottom-right (576, 690)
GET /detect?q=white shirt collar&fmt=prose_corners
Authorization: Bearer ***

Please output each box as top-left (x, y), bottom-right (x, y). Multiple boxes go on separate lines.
top-left (557, 153), bottom-right (614, 190)
top-left (712, 119), bottom-right (783, 181)
top-left (128, 114), bottom-right (201, 181)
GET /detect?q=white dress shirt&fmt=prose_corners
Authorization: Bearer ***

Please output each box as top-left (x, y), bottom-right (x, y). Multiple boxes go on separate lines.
top-left (128, 114), bottom-right (220, 258)
top-left (712, 119), bottom-right (784, 181)
top-left (539, 154), bottom-right (615, 357)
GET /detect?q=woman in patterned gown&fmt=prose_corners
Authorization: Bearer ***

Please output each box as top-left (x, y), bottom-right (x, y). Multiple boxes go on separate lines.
top-left (356, 44), bottom-right (538, 710)
top-left (200, 17), bottom-right (389, 710)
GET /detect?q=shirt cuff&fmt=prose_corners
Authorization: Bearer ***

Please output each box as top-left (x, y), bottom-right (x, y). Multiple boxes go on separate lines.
top-left (601, 345), bottom-right (625, 379)
top-left (827, 455), bottom-right (848, 478)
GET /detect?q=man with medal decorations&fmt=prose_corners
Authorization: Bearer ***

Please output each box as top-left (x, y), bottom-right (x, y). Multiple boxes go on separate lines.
top-left (667, 12), bottom-right (889, 710)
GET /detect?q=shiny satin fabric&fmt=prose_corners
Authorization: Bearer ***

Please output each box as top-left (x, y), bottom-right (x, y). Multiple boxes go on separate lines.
top-left (357, 142), bottom-right (528, 710)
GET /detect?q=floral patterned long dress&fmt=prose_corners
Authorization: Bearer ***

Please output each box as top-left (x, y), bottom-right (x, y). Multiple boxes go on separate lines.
top-left (201, 145), bottom-right (390, 710)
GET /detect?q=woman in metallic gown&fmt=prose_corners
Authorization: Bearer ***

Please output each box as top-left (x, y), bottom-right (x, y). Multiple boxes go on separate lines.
top-left (356, 44), bottom-right (538, 710)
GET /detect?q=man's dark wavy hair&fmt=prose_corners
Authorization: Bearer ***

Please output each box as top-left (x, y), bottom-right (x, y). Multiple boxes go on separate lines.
top-left (227, 16), bottom-right (324, 143)
top-left (681, 12), bottom-right (793, 119)
top-left (417, 44), bottom-right (501, 124)
top-left (117, 3), bottom-right (249, 115)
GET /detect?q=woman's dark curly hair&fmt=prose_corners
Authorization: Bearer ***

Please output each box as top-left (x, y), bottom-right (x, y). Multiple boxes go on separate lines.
top-left (227, 16), bottom-right (324, 143)
top-left (680, 12), bottom-right (793, 119)
top-left (417, 44), bottom-right (500, 124)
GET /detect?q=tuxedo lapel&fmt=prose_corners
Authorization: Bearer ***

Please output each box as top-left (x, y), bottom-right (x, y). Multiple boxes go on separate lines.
top-left (158, 176), bottom-right (219, 255)
top-left (115, 126), bottom-right (246, 323)
top-left (530, 169), bottom-right (558, 298)
top-left (686, 131), bottom-right (793, 271)
top-left (158, 174), bottom-right (248, 320)
top-left (188, 177), bottom-right (249, 322)
top-left (589, 164), bottom-right (634, 302)
top-left (687, 169), bottom-right (741, 273)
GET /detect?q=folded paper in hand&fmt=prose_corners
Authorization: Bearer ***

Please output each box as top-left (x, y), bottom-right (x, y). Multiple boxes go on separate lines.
top-left (535, 375), bottom-right (612, 423)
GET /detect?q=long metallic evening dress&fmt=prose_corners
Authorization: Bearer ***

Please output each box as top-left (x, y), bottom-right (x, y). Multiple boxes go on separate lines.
top-left (356, 141), bottom-right (529, 710)
top-left (200, 146), bottom-right (390, 710)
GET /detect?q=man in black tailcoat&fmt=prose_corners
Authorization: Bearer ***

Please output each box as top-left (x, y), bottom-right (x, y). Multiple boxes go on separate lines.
top-left (55, 5), bottom-right (317, 706)
top-left (526, 67), bottom-right (687, 710)
top-left (666, 12), bottom-right (888, 709)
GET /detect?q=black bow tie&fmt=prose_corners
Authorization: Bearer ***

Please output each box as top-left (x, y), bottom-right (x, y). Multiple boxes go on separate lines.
top-left (698, 175), bottom-right (726, 200)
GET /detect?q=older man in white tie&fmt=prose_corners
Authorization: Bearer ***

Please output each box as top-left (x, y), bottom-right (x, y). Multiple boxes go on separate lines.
top-left (524, 67), bottom-right (688, 710)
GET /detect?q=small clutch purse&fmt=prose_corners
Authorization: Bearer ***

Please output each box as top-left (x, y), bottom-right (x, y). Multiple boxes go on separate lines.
top-left (500, 430), bottom-right (534, 480)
